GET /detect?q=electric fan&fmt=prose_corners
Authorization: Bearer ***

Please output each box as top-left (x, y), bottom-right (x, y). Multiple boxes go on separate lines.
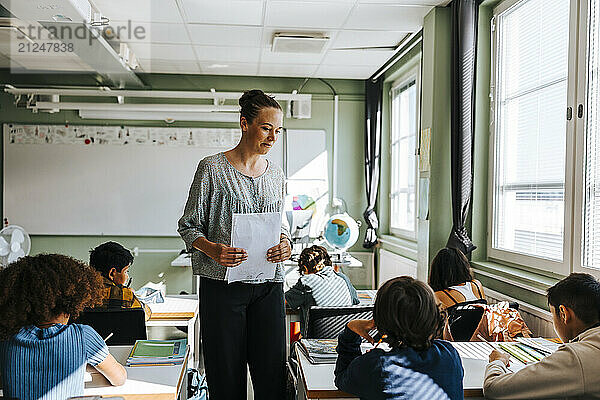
top-left (0, 225), bottom-right (31, 267)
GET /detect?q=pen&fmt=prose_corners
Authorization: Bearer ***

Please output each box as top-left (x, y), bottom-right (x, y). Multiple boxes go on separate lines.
top-left (478, 334), bottom-right (514, 372)
top-left (373, 334), bottom-right (387, 349)
top-left (103, 332), bottom-right (114, 342)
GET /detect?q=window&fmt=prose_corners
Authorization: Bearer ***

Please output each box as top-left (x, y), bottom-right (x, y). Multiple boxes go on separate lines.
top-left (390, 68), bottom-right (420, 238)
top-left (575, 0), bottom-right (600, 275)
top-left (490, 0), bottom-right (600, 277)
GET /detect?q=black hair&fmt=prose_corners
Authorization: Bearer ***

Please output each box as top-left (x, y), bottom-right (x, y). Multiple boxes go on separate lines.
top-left (89, 241), bottom-right (133, 278)
top-left (238, 89), bottom-right (282, 123)
top-left (374, 276), bottom-right (445, 351)
top-left (297, 245), bottom-right (332, 274)
top-left (428, 247), bottom-right (474, 292)
top-left (547, 273), bottom-right (600, 324)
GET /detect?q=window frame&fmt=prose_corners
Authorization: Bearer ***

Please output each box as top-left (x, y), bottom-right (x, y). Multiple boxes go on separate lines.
top-left (572, 0), bottom-right (600, 279)
top-left (389, 64), bottom-right (421, 240)
top-left (487, 0), bottom-right (579, 275)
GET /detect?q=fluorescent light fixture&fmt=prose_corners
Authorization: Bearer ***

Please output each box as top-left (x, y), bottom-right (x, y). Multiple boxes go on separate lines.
top-left (78, 109), bottom-right (240, 122)
top-left (5, 86), bottom-right (312, 102)
top-left (31, 102), bottom-right (239, 113)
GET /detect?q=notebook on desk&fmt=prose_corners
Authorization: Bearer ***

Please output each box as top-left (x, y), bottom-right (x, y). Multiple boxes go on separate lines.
top-left (126, 339), bottom-right (187, 366)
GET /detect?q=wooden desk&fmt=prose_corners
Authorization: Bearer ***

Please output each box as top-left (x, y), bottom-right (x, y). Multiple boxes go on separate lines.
top-left (295, 341), bottom-right (518, 400)
top-left (84, 345), bottom-right (189, 400)
top-left (147, 295), bottom-right (199, 368)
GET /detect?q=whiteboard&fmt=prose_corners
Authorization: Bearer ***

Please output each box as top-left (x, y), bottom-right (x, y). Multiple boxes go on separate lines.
top-left (3, 124), bottom-right (283, 236)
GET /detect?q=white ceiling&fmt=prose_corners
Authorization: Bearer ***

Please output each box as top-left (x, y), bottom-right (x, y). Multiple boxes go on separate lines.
top-left (1, 0), bottom-right (448, 79)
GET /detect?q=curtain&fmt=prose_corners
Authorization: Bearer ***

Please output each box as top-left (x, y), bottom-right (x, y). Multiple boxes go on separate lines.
top-left (363, 78), bottom-right (383, 248)
top-left (446, 0), bottom-right (481, 255)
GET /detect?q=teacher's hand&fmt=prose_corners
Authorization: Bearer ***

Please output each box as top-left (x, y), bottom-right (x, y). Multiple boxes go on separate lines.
top-left (207, 242), bottom-right (248, 268)
top-left (266, 236), bottom-right (291, 263)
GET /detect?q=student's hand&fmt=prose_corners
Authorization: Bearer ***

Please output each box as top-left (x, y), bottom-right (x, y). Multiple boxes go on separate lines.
top-left (208, 243), bottom-right (248, 267)
top-left (347, 319), bottom-right (376, 344)
top-left (489, 349), bottom-right (511, 366)
top-left (266, 236), bottom-right (292, 263)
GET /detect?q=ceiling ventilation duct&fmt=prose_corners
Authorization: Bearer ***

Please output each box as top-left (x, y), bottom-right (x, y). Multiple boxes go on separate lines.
top-left (0, 0), bottom-right (143, 88)
top-left (271, 33), bottom-right (329, 54)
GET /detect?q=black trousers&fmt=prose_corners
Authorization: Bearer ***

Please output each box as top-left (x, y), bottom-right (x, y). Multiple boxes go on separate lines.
top-left (200, 277), bottom-right (286, 400)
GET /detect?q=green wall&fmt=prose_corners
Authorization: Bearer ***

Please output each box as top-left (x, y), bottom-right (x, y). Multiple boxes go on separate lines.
top-left (0, 71), bottom-right (368, 294)
top-left (376, 7), bottom-right (453, 282)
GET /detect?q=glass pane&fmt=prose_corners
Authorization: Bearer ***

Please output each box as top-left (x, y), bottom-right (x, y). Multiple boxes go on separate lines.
top-left (390, 79), bottom-right (417, 233)
top-left (583, 0), bottom-right (600, 269)
top-left (492, 0), bottom-right (569, 261)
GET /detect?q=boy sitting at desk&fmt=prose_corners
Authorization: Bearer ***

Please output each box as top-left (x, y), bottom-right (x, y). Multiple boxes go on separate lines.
top-left (484, 273), bottom-right (600, 399)
top-left (89, 241), bottom-right (151, 320)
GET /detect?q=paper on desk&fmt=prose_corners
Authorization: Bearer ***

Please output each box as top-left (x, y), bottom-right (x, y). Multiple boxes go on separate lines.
top-left (226, 212), bottom-right (281, 283)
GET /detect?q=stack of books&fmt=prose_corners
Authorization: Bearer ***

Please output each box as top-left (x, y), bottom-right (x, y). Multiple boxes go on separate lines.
top-left (298, 338), bottom-right (338, 364)
top-left (126, 339), bottom-right (187, 367)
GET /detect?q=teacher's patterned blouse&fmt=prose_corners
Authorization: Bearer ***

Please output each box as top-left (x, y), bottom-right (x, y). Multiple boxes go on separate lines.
top-left (178, 152), bottom-right (290, 282)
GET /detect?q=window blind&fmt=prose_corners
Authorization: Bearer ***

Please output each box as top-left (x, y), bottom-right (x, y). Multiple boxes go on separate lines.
top-left (492, 0), bottom-right (570, 261)
top-left (583, 0), bottom-right (600, 269)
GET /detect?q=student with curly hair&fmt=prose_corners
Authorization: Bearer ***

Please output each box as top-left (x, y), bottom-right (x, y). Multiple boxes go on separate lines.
top-left (285, 245), bottom-right (359, 335)
top-left (334, 276), bottom-right (464, 400)
top-left (0, 254), bottom-right (127, 400)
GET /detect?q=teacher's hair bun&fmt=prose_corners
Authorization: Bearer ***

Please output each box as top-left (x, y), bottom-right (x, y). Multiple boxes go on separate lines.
top-left (239, 89), bottom-right (282, 123)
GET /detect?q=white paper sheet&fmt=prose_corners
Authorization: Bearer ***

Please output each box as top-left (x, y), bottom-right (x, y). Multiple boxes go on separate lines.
top-left (226, 212), bottom-right (281, 283)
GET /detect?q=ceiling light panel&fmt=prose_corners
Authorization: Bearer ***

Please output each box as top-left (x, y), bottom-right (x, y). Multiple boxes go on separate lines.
top-left (93, 0), bottom-right (184, 23)
top-left (272, 34), bottom-right (329, 53)
top-left (181, 0), bottom-right (264, 26)
top-left (266, 1), bottom-right (354, 29)
top-left (344, 4), bottom-right (431, 31)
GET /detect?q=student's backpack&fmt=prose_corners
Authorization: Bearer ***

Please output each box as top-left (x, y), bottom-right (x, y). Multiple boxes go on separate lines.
top-left (187, 369), bottom-right (208, 400)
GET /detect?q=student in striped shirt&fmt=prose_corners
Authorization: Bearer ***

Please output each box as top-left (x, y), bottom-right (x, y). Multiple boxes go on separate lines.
top-left (285, 245), bottom-right (359, 336)
top-left (0, 254), bottom-right (127, 400)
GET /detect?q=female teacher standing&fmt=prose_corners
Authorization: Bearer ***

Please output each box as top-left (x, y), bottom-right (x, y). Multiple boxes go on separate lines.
top-left (178, 90), bottom-right (291, 400)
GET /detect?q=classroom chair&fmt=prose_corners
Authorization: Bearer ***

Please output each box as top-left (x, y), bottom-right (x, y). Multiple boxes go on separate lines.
top-left (72, 308), bottom-right (147, 345)
top-left (306, 304), bottom-right (374, 339)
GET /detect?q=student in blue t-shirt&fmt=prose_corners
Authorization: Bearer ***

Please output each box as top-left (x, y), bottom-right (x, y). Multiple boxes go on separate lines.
top-left (0, 253), bottom-right (127, 400)
top-left (335, 276), bottom-right (464, 400)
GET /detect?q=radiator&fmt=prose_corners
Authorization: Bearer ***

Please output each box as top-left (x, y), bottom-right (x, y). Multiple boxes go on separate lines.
top-left (378, 249), bottom-right (417, 288)
top-left (485, 288), bottom-right (555, 337)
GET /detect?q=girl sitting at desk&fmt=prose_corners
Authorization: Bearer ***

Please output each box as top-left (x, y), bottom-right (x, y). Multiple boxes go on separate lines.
top-left (285, 245), bottom-right (359, 337)
top-left (0, 254), bottom-right (126, 400)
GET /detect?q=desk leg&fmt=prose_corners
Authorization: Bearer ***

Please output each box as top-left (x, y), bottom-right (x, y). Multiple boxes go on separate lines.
top-left (188, 316), bottom-right (197, 368)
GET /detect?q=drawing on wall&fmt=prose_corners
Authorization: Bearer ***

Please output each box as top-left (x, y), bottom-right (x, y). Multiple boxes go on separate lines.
top-left (6, 124), bottom-right (242, 148)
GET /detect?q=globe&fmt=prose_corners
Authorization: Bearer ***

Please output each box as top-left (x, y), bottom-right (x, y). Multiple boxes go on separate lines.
top-left (323, 213), bottom-right (359, 251)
